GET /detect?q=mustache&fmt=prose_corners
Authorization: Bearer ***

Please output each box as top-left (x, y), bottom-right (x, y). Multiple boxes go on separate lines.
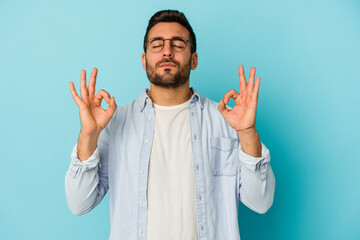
top-left (156, 59), bottom-right (178, 67)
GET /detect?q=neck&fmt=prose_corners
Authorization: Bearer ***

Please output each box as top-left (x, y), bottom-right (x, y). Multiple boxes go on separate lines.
top-left (148, 82), bottom-right (193, 106)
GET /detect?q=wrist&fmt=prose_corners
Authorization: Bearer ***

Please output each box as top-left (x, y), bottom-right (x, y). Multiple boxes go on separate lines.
top-left (237, 128), bottom-right (261, 155)
top-left (237, 127), bottom-right (259, 146)
top-left (237, 126), bottom-right (257, 137)
top-left (80, 127), bottom-right (101, 138)
top-left (77, 131), bottom-right (100, 161)
top-left (236, 124), bottom-right (255, 132)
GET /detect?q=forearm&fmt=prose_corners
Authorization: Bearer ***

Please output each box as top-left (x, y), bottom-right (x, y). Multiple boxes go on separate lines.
top-left (77, 131), bottom-right (100, 161)
top-left (237, 127), bottom-right (261, 157)
top-left (65, 144), bottom-right (106, 216)
top-left (239, 162), bottom-right (275, 214)
top-left (238, 142), bottom-right (275, 214)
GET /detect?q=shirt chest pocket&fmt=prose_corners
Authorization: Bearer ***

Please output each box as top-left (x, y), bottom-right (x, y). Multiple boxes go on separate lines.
top-left (210, 137), bottom-right (239, 176)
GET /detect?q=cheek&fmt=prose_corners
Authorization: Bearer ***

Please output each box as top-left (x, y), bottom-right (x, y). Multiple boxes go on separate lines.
top-left (147, 57), bottom-right (159, 68)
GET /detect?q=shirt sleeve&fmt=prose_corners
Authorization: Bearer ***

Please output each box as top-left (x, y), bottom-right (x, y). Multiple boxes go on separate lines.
top-left (237, 142), bottom-right (275, 214)
top-left (65, 127), bottom-right (110, 216)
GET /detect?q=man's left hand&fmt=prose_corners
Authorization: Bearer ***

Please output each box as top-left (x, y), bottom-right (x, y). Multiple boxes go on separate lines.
top-left (217, 65), bottom-right (260, 131)
top-left (217, 65), bottom-right (262, 157)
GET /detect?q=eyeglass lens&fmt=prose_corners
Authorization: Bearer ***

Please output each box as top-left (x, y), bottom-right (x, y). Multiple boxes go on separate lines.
top-left (148, 38), bottom-right (187, 52)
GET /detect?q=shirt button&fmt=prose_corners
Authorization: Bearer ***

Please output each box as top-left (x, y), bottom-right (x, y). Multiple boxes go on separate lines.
top-left (138, 229), bottom-right (143, 234)
top-left (146, 98), bottom-right (149, 103)
top-left (139, 200), bottom-right (143, 205)
top-left (194, 134), bottom-right (197, 140)
top-left (199, 195), bottom-right (202, 201)
top-left (201, 226), bottom-right (204, 231)
top-left (196, 165), bottom-right (199, 170)
top-left (191, 112), bottom-right (194, 117)
top-left (148, 116), bottom-right (152, 120)
top-left (145, 139), bottom-right (149, 143)
top-left (140, 170), bottom-right (144, 174)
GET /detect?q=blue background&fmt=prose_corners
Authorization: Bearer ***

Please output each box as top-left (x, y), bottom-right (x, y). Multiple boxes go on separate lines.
top-left (1, 0), bottom-right (359, 239)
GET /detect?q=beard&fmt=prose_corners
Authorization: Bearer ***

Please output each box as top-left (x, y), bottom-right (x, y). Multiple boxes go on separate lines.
top-left (145, 58), bottom-right (191, 89)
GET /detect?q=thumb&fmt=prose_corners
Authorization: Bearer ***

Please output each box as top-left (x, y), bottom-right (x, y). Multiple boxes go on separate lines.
top-left (217, 100), bottom-right (229, 117)
top-left (106, 97), bottom-right (117, 118)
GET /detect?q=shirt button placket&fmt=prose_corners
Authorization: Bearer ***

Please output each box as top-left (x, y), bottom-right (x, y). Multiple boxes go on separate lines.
top-left (138, 106), bottom-right (154, 239)
top-left (190, 104), bottom-right (208, 239)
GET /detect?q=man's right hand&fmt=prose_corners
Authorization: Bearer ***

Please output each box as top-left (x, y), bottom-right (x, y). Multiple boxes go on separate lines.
top-left (69, 68), bottom-right (117, 160)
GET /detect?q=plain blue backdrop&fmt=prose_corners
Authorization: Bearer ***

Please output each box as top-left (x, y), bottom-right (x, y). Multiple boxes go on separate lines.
top-left (1, 0), bottom-right (359, 239)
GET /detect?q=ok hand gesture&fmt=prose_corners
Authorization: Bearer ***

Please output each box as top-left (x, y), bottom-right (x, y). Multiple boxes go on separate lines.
top-left (217, 65), bottom-right (260, 131)
top-left (69, 68), bottom-right (117, 136)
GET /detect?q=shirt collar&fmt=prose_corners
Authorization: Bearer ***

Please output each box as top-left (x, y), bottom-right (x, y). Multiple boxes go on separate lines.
top-left (189, 87), bottom-right (205, 110)
top-left (136, 87), bottom-right (204, 112)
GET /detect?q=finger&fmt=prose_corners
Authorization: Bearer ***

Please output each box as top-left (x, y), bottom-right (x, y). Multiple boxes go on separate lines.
top-left (223, 89), bottom-right (240, 104)
top-left (217, 99), bottom-right (229, 117)
top-left (88, 67), bottom-right (98, 96)
top-left (248, 67), bottom-right (256, 91)
top-left (94, 89), bottom-right (111, 105)
top-left (253, 77), bottom-right (261, 100)
top-left (80, 69), bottom-right (89, 99)
top-left (238, 65), bottom-right (247, 94)
top-left (106, 97), bottom-right (117, 117)
top-left (69, 81), bottom-right (82, 107)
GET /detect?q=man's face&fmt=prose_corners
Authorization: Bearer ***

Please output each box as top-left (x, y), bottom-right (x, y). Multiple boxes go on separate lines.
top-left (142, 22), bottom-right (198, 89)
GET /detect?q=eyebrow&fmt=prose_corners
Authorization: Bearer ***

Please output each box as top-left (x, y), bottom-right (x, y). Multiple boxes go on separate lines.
top-left (149, 36), bottom-right (186, 41)
top-left (149, 37), bottom-right (163, 42)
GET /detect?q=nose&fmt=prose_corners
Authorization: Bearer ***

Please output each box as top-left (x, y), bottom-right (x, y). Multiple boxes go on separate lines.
top-left (162, 39), bottom-right (173, 58)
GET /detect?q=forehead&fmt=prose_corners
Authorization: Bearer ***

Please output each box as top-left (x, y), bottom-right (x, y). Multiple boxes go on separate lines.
top-left (148, 22), bottom-right (190, 39)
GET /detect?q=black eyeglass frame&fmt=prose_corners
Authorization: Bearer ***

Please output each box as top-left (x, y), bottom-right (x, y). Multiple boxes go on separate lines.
top-left (146, 36), bottom-right (195, 53)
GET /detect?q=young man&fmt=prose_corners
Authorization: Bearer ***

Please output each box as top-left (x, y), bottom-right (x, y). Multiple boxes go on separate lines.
top-left (66, 10), bottom-right (275, 240)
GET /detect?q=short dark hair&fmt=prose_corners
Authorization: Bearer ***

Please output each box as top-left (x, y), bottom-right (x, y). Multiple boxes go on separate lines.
top-left (143, 10), bottom-right (197, 54)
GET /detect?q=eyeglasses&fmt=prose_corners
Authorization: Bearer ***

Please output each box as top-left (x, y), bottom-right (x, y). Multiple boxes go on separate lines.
top-left (146, 36), bottom-right (195, 53)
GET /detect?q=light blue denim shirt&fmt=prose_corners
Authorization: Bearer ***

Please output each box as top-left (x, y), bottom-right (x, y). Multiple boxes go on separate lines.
top-left (65, 88), bottom-right (275, 240)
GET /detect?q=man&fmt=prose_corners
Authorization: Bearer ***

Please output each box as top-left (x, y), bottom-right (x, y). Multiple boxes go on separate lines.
top-left (66, 10), bottom-right (275, 240)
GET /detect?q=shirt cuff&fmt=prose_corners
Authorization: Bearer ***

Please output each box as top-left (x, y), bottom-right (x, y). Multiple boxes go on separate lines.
top-left (70, 143), bottom-right (100, 170)
top-left (238, 142), bottom-right (270, 172)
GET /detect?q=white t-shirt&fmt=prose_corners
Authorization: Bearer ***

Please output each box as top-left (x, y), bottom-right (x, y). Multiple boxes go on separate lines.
top-left (146, 98), bottom-right (198, 240)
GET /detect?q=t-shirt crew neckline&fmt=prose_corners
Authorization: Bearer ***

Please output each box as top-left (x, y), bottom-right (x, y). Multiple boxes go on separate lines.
top-left (152, 96), bottom-right (193, 110)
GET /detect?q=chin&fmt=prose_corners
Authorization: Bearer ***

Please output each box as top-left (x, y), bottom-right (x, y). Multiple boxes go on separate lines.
top-left (160, 68), bottom-right (174, 73)
top-left (158, 70), bottom-right (175, 77)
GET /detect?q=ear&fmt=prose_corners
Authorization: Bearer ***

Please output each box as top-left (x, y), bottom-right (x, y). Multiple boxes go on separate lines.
top-left (190, 52), bottom-right (198, 70)
top-left (141, 53), bottom-right (146, 70)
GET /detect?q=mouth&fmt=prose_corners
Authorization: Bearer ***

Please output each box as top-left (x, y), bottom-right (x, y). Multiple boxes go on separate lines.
top-left (159, 63), bottom-right (176, 68)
